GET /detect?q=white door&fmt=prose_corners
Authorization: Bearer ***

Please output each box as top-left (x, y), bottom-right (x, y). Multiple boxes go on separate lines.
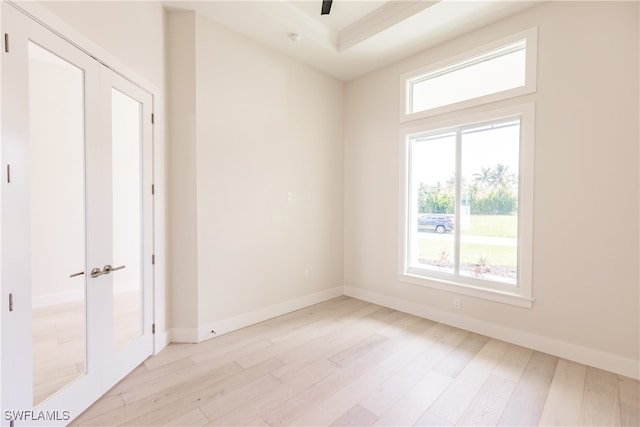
top-left (1, 4), bottom-right (153, 425)
top-left (95, 65), bottom-right (154, 394)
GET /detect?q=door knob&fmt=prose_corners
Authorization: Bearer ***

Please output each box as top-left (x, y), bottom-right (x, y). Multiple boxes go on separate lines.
top-left (90, 264), bottom-right (126, 278)
top-left (103, 264), bottom-right (126, 273)
top-left (90, 267), bottom-right (107, 278)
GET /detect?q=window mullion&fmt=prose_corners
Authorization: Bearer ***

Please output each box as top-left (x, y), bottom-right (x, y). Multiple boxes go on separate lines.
top-left (454, 129), bottom-right (462, 276)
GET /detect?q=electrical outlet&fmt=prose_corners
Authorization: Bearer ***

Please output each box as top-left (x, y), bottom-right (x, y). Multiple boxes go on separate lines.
top-left (453, 297), bottom-right (461, 310)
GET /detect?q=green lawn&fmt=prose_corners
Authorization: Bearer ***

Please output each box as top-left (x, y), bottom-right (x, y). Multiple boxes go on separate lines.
top-left (417, 239), bottom-right (516, 266)
top-left (414, 214), bottom-right (518, 276)
top-left (459, 242), bottom-right (517, 266)
top-left (462, 214), bottom-right (517, 238)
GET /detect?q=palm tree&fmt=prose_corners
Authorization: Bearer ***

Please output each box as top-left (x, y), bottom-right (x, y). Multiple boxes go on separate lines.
top-left (473, 166), bottom-right (494, 188)
top-left (472, 166), bottom-right (494, 198)
top-left (491, 163), bottom-right (516, 191)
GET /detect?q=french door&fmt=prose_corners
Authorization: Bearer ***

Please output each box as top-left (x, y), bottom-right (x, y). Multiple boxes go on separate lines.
top-left (1, 3), bottom-right (153, 425)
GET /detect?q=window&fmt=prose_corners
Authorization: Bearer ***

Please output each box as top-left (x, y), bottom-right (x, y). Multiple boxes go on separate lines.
top-left (399, 29), bottom-right (537, 306)
top-left (401, 28), bottom-right (537, 121)
top-left (400, 104), bottom-right (534, 307)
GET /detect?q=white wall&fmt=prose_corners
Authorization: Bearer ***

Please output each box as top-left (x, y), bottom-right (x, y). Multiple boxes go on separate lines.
top-left (39, 1), bottom-right (165, 89)
top-left (166, 11), bottom-right (199, 332)
top-left (344, 1), bottom-right (639, 377)
top-left (167, 12), bottom-right (344, 341)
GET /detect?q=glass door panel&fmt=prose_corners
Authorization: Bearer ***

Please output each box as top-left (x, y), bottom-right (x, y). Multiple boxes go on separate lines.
top-left (100, 69), bottom-right (153, 393)
top-left (111, 89), bottom-right (143, 352)
top-left (27, 41), bottom-right (87, 406)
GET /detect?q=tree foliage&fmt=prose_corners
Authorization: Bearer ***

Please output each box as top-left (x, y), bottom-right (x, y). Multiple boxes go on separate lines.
top-left (418, 182), bottom-right (454, 214)
top-left (418, 164), bottom-right (517, 215)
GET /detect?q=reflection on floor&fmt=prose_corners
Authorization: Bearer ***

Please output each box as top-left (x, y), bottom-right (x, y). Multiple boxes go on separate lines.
top-left (114, 290), bottom-right (142, 352)
top-left (32, 299), bottom-right (85, 406)
top-left (32, 290), bottom-right (141, 406)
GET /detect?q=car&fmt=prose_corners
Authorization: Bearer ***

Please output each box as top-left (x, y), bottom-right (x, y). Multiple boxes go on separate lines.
top-left (418, 214), bottom-right (455, 233)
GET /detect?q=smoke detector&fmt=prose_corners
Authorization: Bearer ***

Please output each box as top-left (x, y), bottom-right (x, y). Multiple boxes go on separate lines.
top-left (288, 32), bottom-right (302, 43)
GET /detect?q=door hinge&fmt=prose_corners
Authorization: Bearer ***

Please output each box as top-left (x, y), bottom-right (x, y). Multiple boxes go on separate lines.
top-left (151, 113), bottom-right (155, 124)
top-left (4, 33), bottom-right (9, 53)
top-left (6, 164), bottom-right (11, 183)
top-left (8, 293), bottom-right (13, 312)
top-left (152, 254), bottom-right (155, 265)
top-left (151, 184), bottom-right (155, 195)
top-left (152, 323), bottom-right (156, 334)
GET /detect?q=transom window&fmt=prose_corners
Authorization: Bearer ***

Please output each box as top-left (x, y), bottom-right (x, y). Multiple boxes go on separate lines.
top-left (401, 28), bottom-right (537, 122)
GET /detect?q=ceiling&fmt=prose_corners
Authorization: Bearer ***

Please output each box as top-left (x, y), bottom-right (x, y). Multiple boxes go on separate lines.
top-left (163, 0), bottom-right (540, 81)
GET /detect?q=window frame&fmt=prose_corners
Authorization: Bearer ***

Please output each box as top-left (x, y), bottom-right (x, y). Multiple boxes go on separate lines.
top-left (398, 103), bottom-right (535, 308)
top-left (400, 27), bottom-right (538, 123)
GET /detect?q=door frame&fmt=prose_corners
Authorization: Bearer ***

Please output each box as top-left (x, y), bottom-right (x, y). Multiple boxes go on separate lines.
top-left (0, 0), bottom-right (167, 420)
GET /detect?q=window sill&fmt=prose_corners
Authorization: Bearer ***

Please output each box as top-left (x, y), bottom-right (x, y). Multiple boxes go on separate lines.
top-left (398, 272), bottom-right (534, 308)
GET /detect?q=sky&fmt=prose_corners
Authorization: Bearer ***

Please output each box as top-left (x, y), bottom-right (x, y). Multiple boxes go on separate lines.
top-left (411, 120), bottom-right (520, 189)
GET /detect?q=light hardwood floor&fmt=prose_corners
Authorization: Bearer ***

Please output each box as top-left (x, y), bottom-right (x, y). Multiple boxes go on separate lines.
top-left (71, 297), bottom-right (639, 426)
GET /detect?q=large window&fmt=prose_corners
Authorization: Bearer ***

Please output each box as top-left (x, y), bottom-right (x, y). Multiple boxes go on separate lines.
top-left (401, 104), bottom-right (534, 306)
top-left (399, 29), bottom-right (537, 307)
top-left (401, 28), bottom-right (537, 122)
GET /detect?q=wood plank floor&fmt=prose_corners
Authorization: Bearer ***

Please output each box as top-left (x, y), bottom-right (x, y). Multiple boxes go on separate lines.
top-left (71, 297), bottom-right (639, 426)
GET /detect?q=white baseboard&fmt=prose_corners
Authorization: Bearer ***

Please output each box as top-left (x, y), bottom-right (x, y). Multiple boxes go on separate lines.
top-left (344, 286), bottom-right (640, 380)
top-left (169, 286), bottom-right (344, 344)
top-left (169, 327), bottom-right (198, 343)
